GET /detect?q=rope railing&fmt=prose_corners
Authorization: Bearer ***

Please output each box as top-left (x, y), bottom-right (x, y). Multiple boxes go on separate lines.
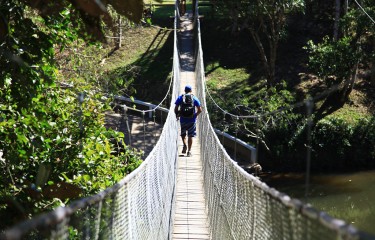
top-left (111, 96), bottom-right (257, 163)
top-left (193, 7), bottom-right (373, 240)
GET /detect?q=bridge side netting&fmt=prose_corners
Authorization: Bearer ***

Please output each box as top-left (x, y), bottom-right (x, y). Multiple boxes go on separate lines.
top-left (2, 6), bottom-right (181, 240)
top-left (193, 6), bottom-right (365, 240)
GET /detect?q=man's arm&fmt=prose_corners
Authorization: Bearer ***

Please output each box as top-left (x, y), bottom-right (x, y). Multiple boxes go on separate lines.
top-left (196, 106), bottom-right (202, 117)
top-left (174, 105), bottom-right (180, 120)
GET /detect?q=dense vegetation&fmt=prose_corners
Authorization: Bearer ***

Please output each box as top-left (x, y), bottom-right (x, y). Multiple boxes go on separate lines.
top-left (0, 0), bottom-right (147, 229)
top-left (0, 0), bottom-right (374, 232)
top-left (202, 0), bottom-right (375, 172)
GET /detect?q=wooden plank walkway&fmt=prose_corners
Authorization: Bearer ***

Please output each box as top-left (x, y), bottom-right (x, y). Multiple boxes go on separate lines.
top-left (173, 139), bottom-right (210, 239)
top-left (172, 13), bottom-right (210, 240)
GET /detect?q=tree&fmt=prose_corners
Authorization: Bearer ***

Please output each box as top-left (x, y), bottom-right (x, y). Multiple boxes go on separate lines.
top-left (305, 0), bottom-right (374, 119)
top-left (212, 0), bottom-right (305, 86)
top-left (0, 0), bottom-right (145, 103)
top-left (0, 0), bottom-right (144, 228)
top-left (334, 0), bottom-right (341, 41)
top-left (23, 0), bottom-right (144, 41)
top-left (306, 36), bottom-right (360, 117)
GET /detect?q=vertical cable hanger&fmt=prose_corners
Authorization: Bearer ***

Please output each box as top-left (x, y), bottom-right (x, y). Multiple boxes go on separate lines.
top-left (77, 92), bottom-right (85, 138)
top-left (122, 105), bottom-right (131, 147)
top-left (160, 107), bottom-right (163, 126)
top-left (153, 109), bottom-right (156, 139)
top-left (222, 112), bottom-right (226, 145)
top-left (142, 111), bottom-right (146, 154)
top-left (234, 116), bottom-right (239, 161)
top-left (255, 115), bottom-right (261, 164)
top-left (305, 98), bottom-right (314, 201)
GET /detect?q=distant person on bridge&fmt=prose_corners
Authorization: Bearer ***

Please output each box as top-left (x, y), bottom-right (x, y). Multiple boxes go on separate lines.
top-left (174, 85), bottom-right (202, 157)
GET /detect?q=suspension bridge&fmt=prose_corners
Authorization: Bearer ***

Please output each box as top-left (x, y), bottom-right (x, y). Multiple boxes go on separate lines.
top-left (1, 2), bottom-right (374, 240)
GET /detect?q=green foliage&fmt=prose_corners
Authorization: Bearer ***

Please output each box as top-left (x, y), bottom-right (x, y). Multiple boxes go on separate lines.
top-left (305, 1), bottom-right (374, 87)
top-left (41, 7), bottom-right (80, 50)
top-left (305, 36), bottom-right (360, 85)
top-left (253, 83), bottom-right (302, 163)
top-left (0, 1), bottom-right (144, 229)
top-left (0, 83), bottom-right (142, 227)
top-left (256, 112), bottom-right (375, 172)
top-left (57, 38), bottom-right (107, 91)
top-left (203, 0), bottom-right (374, 172)
top-left (19, 0), bottom-right (145, 42)
top-left (341, 2), bottom-right (375, 72)
top-left (99, 26), bottom-right (173, 102)
top-left (208, 78), bottom-right (301, 156)
top-left (255, 81), bottom-right (297, 115)
top-left (313, 116), bottom-right (354, 159)
top-left (350, 116), bottom-right (375, 166)
top-left (0, 1), bottom-right (56, 108)
top-left (311, 115), bottom-right (375, 170)
top-left (212, 0), bottom-right (305, 84)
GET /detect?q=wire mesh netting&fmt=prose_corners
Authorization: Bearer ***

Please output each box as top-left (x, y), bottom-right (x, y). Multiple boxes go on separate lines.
top-left (194, 9), bottom-right (372, 240)
top-left (1, 8), bottom-right (181, 240)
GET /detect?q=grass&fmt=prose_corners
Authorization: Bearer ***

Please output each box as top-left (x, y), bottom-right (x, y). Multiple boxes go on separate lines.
top-left (200, 11), bottom-right (373, 120)
top-left (97, 15), bottom-right (174, 103)
top-left (99, 1), bottom-right (215, 104)
top-left (87, 3), bottom-right (373, 136)
top-left (205, 63), bottom-right (250, 88)
top-left (57, 2), bottom-right (373, 132)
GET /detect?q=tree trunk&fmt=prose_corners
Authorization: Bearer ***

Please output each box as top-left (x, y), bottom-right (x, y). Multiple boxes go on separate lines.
top-left (230, 7), bottom-right (239, 35)
top-left (315, 64), bottom-right (357, 120)
top-left (269, 43), bottom-right (277, 86)
top-left (114, 16), bottom-right (122, 49)
top-left (341, 62), bottom-right (358, 102)
top-left (372, 39), bottom-right (375, 85)
top-left (268, 14), bottom-right (279, 86)
top-left (371, 65), bottom-right (375, 85)
top-left (249, 29), bottom-right (273, 85)
top-left (333, 0), bottom-right (341, 41)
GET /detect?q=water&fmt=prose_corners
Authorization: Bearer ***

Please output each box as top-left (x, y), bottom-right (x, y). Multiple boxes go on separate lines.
top-left (262, 170), bottom-right (375, 235)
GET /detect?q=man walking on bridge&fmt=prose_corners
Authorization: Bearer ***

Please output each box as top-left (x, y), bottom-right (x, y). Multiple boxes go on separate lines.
top-left (174, 85), bottom-right (202, 157)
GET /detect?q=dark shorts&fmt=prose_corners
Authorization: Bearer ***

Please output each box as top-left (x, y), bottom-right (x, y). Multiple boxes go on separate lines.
top-left (180, 122), bottom-right (196, 137)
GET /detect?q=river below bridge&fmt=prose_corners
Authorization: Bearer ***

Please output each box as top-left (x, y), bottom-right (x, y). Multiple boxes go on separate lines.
top-left (262, 170), bottom-right (375, 235)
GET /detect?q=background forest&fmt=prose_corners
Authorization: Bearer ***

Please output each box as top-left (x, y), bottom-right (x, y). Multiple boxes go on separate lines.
top-left (202, 0), bottom-right (375, 172)
top-left (0, 0), bottom-right (374, 233)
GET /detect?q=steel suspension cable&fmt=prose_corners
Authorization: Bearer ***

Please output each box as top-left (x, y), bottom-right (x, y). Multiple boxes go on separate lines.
top-left (115, 69), bottom-right (174, 115)
top-left (205, 76), bottom-right (343, 120)
top-left (353, 0), bottom-right (375, 24)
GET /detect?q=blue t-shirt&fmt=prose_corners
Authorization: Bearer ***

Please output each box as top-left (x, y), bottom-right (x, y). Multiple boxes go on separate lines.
top-left (175, 94), bottom-right (201, 123)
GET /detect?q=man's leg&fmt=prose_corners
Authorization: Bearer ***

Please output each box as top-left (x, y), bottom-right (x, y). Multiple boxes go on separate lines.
top-left (186, 122), bottom-right (196, 156)
top-left (181, 135), bottom-right (187, 153)
top-left (181, 125), bottom-right (188, 153)
top-left (181, 136), bottom-right (187, 146)
top-left (187, 137), bottom-right (193, 152)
